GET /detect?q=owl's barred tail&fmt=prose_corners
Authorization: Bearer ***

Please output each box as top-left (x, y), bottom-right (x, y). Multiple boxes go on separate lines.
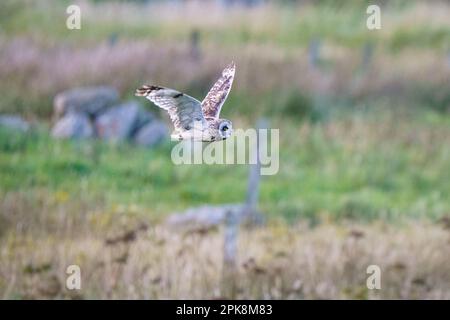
top-left (135, 85), bottom-right (163, 97)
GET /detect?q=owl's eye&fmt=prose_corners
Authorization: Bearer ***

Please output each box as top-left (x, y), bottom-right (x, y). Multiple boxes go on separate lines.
top-left (219, 122), bottom-right (232, 136)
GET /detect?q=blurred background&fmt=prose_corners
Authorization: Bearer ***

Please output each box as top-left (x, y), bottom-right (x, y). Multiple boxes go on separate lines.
top-left (0, 0), bottom-right (449, 299)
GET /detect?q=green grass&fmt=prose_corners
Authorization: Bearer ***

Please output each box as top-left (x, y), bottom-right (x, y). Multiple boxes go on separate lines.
top-left (1, 0), bottom-right (449, 50)
top-left (1, 104), bottom-right (449, 223)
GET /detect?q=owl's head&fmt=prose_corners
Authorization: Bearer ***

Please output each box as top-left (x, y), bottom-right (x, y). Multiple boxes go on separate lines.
top-left (217, 119), bottom-right (233, 140)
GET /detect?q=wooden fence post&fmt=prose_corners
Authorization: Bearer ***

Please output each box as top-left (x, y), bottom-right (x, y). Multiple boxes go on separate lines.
top-left (189, 29), bottom-right (201, 61)
top-left (221, 209), bottom-right (239, 298)
top-left (243, 118), bottom-right (267, 224)
top-left (308, 38), bottom-right (321, 70)
top-left (361, 42), bottom-right (374, 72)
top-left (221, 119), bottom-right (267, 297)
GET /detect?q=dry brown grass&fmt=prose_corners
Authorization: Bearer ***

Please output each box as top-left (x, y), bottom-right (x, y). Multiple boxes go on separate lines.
top-left (1, 191), bottom-right (449, 299)
top-left (1, 37), bottom-right (449, 118)
top-left (2, 0), bottom-right (450, 117)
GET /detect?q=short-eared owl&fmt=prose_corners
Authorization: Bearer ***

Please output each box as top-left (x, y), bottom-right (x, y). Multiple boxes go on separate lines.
top-left (136, 62), bottom-right (235, 142)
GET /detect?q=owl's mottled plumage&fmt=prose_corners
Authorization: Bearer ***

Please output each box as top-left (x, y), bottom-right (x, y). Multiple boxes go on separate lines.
top-left (136, 62), bottom-right (235, 142)
top-left (201, 62), bottom-right (235, 119)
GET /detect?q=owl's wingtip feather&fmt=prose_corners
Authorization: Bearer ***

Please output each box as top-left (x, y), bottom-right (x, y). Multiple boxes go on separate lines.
top-left (135, 85), bottom-right (163, 97)
top-left (135, 87), bottom-right (147, 97)
top-left (223, 61), bottom-right (236, 77)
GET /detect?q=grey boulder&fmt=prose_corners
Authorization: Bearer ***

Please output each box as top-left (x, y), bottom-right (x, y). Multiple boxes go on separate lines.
top-left (52, 113), bottom-right (94, 139)
top-left (53, 86), bottom-right (119, 119)
top-left (133, 120), bottom-right (168, 147)
top-left (0, 115), bottom-right (30, 132)
top-left (95, 101), bottom-right (152, 142)
top-left (166, 204), bottom-right (244, 229)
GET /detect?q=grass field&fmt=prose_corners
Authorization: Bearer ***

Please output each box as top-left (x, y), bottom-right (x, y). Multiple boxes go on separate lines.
top-left (2, 219), bottom-right (450, 299)
top-left (1, 107), bottom-right (450, 223)
top-left (1, 0), bottom-right (450, 299)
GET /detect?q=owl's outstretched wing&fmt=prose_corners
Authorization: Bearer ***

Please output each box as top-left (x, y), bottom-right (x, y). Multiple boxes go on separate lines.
top-left (136, 85), bottom-right (204, 131)
top-left (201, 62), bottom-right (235, 119)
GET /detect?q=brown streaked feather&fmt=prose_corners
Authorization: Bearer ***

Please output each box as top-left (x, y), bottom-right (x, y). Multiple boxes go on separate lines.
top-left (135, 85), bottom-right (163, 96)
top-left (201, 62), bottom-right (235, 119)
top-left (135, 85), bottom-right (204, 132)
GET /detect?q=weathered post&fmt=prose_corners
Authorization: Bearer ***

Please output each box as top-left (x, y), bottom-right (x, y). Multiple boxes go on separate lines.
top-left (447, 50), bottom-right (450, 70)
top-left (243, 118), bottom-right (267, 224)
top-left (221, 119), bottom-right (267, 297)
top-left (189, 29), bottom-right (201, 62)
top-left (108, 32), bottom-right (119, 47)
top-left (308, 38), bottom-right (322, 70)
top-left (221, 208), bottom-right (239, 298)
top-left (361, 42), bottom-right (374, 72)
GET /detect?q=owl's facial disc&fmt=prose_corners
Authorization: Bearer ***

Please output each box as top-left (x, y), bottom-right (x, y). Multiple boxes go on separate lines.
top-left (218, 120), bottom-right (233, 139)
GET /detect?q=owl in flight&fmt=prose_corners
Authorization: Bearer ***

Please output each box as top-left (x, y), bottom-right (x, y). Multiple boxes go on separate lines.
top-left (136, 62), bottom-right (235, 142)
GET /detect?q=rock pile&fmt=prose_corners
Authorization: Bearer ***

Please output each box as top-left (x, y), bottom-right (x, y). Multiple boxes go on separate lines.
top-left (0, 115), bottom-right (30, 133)
top-left (51, 86), bottom-right (168, 147)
